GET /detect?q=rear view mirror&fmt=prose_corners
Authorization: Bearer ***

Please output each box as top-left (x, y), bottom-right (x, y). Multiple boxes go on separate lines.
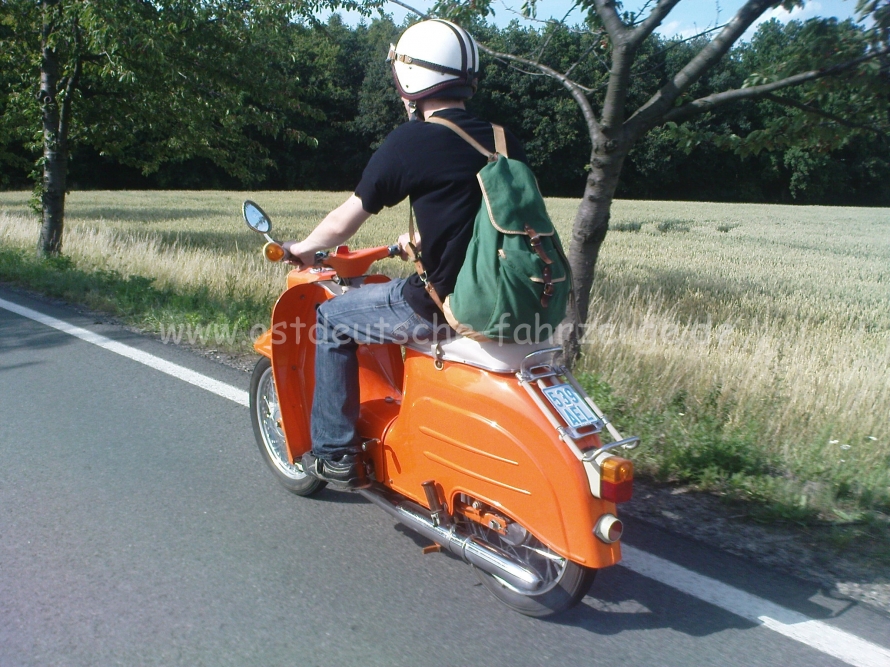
top-left (243, 200), bottom-right (272, 234)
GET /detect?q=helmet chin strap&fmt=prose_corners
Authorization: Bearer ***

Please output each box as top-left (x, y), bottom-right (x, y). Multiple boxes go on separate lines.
top-left (408, 100), bottom-right (422, 121)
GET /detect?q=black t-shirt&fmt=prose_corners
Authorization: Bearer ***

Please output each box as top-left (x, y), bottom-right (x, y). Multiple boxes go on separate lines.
top-left (354, 108), bottom-right (527, 322)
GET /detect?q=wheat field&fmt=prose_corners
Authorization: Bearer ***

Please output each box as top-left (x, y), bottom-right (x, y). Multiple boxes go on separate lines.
top-left (1, 190), bottom-right (888, 513)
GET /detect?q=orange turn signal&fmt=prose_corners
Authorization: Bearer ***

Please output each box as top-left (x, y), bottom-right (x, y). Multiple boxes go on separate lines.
top-left (264, 242), bottom-right (286, 262)
top-left (601, 456), bottom-right (633, 484)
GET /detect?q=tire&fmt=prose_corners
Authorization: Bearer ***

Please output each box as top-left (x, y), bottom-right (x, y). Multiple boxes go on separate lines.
top-left (461, 517), bottom-right (596, 617)
top-left (249, 357), bottom-right (325, 496)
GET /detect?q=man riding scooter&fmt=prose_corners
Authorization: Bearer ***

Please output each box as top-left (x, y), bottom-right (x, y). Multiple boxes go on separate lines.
top-left (281, 19), bottom-right (528, 489)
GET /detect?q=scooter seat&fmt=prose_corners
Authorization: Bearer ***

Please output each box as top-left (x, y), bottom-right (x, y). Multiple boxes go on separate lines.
top-left (406, 336), bottom-right (558, 374)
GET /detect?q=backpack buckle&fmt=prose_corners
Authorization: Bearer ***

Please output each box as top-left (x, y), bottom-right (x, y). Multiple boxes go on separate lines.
top-left (541, 265), bottom-right (555, 308)
top-left (525, 224), bottom-right (553, 265)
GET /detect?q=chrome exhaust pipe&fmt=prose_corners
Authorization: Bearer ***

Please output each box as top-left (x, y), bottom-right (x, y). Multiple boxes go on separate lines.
top-left (359, 487), bottom-right (543, 593)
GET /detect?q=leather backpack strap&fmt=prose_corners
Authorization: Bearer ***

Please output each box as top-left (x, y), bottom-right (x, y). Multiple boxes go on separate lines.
top-left (492, 124), bottom-right (508, 157)
top-left (405, 206), bottom-right (446, 311)
top-left (426, 116), bottom-right (507, 162)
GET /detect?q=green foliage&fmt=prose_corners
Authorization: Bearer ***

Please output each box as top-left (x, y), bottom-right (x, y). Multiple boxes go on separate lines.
top-left (737, 18), bottom-right (886, 153)
top-left (664, 18), bottom-right (890, 201)
top-left (0, 1), bottom-right (371, 190)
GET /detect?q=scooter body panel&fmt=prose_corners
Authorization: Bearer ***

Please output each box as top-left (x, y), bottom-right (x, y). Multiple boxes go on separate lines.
top-left (259, 275), bottom-right (621, 570)
top-left (372, 350), bottom-right (622, 569)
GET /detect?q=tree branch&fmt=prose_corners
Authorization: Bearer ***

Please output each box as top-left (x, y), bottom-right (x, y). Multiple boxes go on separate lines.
top-left (629, 23), bottom-right (729, 79)
top-left (764, 93), bottom-right (888, 137)
top-left (388, 0), bottom-right (429, 19)
top-left (565, 39), bottom-right (602, 77)
top-left (659, 48), bottom-right (890, 125)
top-left (501, 61), bottom-right (548, 78)
top-left (592, 0), bottom-right (653, 130)
top-left (535, 23), bottom-right (560, 62)
top-left (591, 0), bottom-right (629, 42)
top-left (628, 0), bottom-right (657, 27)
top-left (478, 43), bottom-right (603, 142)
top-left (630, 0), bottom-right (684, 47)
top-left (496, 1), bottom-right (598, 35)
top-left (626, 0), bottom-right (774, 134)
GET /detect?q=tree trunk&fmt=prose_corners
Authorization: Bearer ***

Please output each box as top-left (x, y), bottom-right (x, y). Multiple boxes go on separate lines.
top-left (560, 142), bottom-right (628, 363)
top-left (38, 0), bottom-right (66, 257)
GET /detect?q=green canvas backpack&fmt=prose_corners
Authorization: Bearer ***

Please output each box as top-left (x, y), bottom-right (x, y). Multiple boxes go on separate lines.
top-left (406, 116), bottom-right (571, 343)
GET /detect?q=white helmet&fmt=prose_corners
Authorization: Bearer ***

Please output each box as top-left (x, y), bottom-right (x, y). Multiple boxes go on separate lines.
top-left (387, 19), bottom-right (480, 101)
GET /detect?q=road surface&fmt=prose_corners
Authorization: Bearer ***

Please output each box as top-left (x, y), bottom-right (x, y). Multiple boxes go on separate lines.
top-left (1, 287), bottom-right (888, 667)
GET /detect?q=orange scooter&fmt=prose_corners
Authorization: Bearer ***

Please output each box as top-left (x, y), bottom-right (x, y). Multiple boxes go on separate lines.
top-left (242, 200), bottom-right (640, 617)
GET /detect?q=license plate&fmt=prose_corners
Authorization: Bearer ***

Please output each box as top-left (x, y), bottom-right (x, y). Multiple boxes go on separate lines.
top-left (541, 383), bottom-right (599, 430)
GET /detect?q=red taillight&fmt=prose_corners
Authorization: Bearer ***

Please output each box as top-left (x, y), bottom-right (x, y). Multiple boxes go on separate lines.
top-left (601, 479), bottom-right (633, 503)
top-left (600, 456), bottom-right (634, 502)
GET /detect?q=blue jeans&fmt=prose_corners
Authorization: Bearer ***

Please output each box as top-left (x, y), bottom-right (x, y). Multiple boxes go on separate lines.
top-left (311, 278), bottom-right (446, 460)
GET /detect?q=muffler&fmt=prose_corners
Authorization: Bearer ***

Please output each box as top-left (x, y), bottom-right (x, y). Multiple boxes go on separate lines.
top-left (358, 486), bottom-right (544, 593)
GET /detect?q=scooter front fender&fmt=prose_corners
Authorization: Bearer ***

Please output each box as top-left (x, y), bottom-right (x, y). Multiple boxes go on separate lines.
top-left (258, 282), bottom-right (404, 463)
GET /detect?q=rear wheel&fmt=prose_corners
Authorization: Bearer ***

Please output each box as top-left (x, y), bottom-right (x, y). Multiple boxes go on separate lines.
top-left (459, 516), bottom-right (595, 617)
top-left (249, 357), bottom-right (325, 496)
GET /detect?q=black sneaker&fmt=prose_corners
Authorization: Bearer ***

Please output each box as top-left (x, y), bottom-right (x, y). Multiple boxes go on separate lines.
top-left (301, 451), bottom-right (370, 490)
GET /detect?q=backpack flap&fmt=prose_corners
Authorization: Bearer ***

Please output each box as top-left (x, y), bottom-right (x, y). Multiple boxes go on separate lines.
top-left (477, 157), bottom-right (555, 237)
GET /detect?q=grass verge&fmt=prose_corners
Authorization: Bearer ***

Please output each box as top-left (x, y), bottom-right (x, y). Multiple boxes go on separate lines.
top-left (0, 245), bottom-right (270, 352)
top-left (577, 370), bottom-right (890, 565)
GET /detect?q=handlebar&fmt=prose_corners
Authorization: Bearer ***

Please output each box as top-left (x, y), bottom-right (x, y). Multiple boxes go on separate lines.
top-left (265, 243), bottom-right (403, 279)
top-left (311, 245), bottom-right (402, 264)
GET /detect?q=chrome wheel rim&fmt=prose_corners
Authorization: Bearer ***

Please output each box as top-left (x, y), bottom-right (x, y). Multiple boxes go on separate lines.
top-left (459, 517), bottom-right (568, 595)
top-left (255, 365), bottom-right (307, 480)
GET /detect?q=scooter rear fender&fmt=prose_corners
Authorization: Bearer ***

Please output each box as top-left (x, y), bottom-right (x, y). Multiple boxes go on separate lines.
top-left (374, 350), bottom-right (622, 569)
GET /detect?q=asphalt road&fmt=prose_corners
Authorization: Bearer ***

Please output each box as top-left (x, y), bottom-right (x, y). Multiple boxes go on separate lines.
top-left (1, 287), bottom-right (888, 667)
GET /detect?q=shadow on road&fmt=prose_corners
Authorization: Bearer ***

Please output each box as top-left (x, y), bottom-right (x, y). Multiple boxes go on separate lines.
top-left (0, 293), bottom-right (158, 355)
top-left (0, 360), bottom-right (46, 373)
top-left (0, 311), bottom-right (76, 354)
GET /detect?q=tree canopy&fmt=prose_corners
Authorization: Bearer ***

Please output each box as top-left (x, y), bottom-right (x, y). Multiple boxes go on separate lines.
top-left (0, 0), bottom-right (367, 253)
top-left (0, 3), bottom-right (887, 260)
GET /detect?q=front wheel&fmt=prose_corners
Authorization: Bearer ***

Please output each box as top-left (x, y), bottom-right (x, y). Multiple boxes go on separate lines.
top-left (249, 357), bottom-right (325, 496)
top-left (460, 517), bottom-right (596, 617)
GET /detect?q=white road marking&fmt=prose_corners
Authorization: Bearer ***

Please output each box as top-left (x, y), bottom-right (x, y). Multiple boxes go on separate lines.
top-left (622, 546), bottom-right (890, 667)
top-left (4, 296), bottom-right (890, 666)
top-left (0, 298), bottom-right (250, 407)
